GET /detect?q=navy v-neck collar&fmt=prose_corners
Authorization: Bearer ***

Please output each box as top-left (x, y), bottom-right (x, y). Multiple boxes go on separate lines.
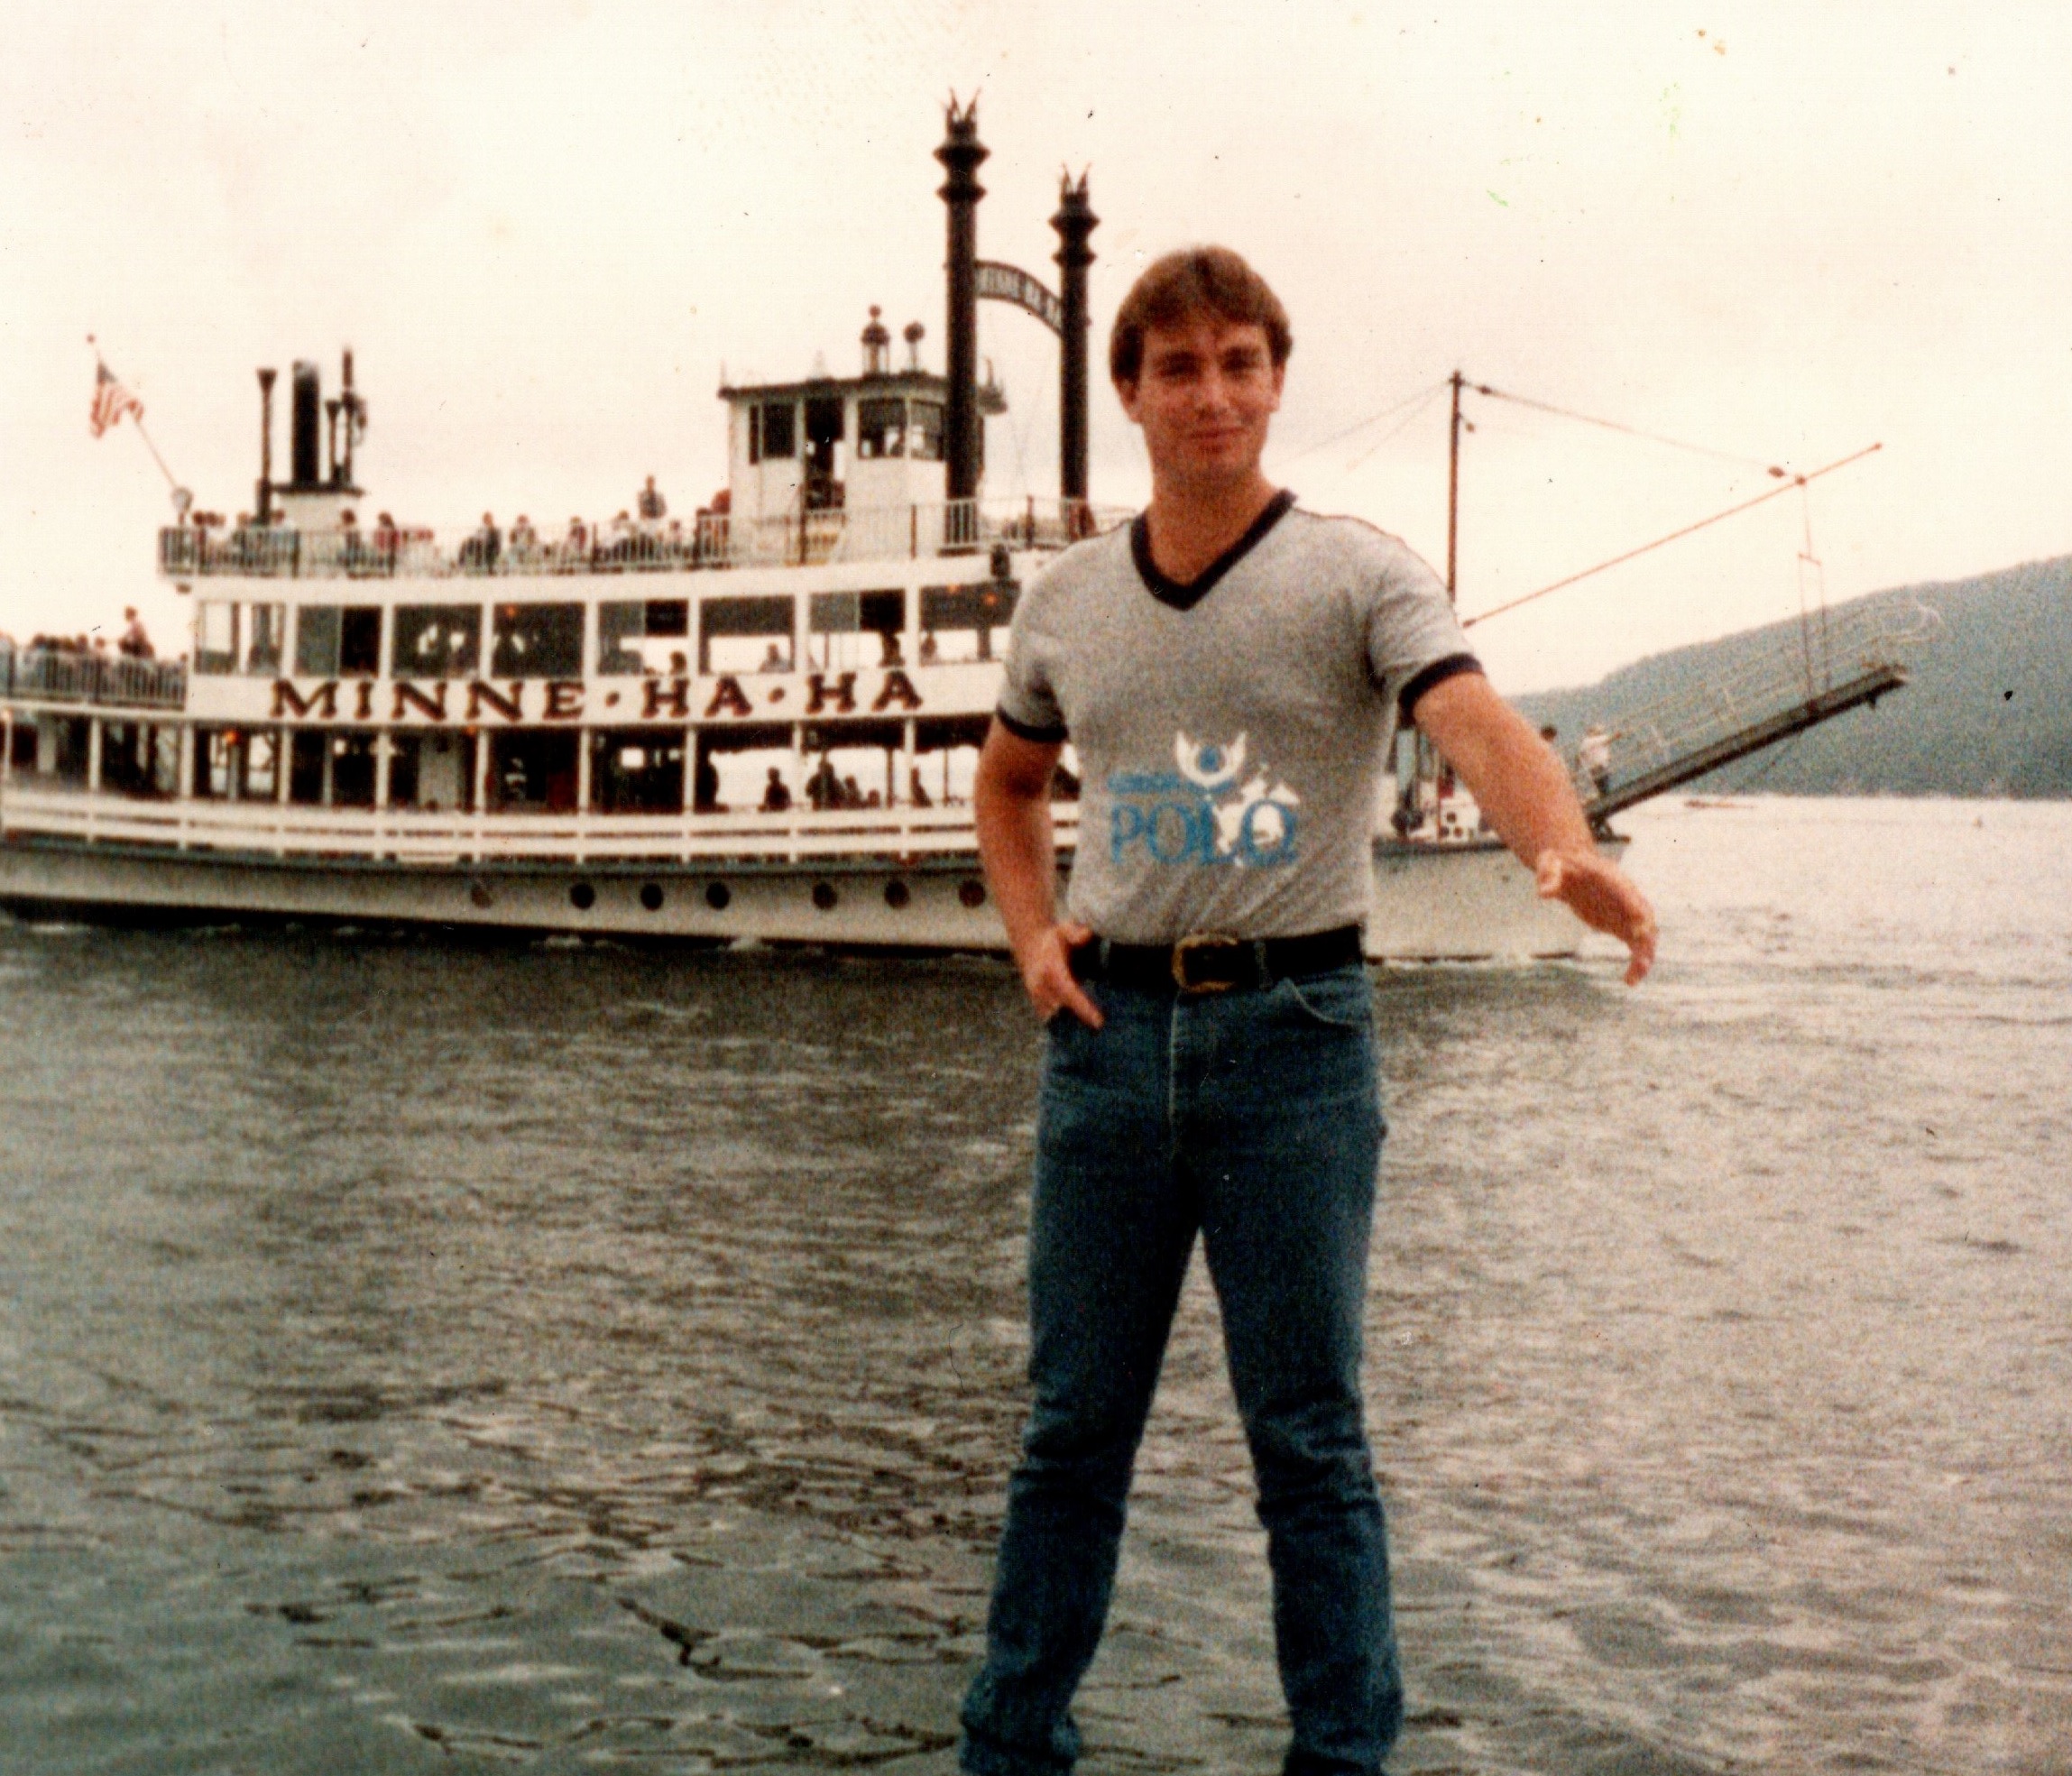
top-left (1131, 488), bottom-right (1297, 612)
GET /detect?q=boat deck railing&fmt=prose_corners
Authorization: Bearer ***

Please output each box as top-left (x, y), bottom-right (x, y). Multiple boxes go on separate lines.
top-left (158, 496), bottom-right (1133, 582)
top-left (1574, 597), bottom-right (1937, 818)
top-left (0, 778), bottom-right (1074, 866)
top-left (0, 644), bottom-right (188, 712)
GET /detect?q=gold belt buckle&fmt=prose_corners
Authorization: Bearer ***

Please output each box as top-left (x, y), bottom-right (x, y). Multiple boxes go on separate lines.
top-left (1172, 931), bottom-right (1243, 994)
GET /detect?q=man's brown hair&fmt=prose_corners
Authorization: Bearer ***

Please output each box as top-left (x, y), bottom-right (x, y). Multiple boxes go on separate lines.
top-left (1109, 246), bottom-right (1294, 387)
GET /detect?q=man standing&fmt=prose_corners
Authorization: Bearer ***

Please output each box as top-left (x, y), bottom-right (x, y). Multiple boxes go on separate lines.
top-left (959, 248), bottom-right (1654, 1776)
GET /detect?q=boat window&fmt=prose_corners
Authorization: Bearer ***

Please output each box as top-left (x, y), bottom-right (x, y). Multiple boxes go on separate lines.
top-left (699, 594), bottom-right (794, 676)
top-left (857, 397), bottom-right (907, 460)
top-left (695, 720), bottom-right (794, 814)
top-left (195, 601), bottom-right (238, 675)
top-left (909, 400), bottom-right (944, 463)
top-left (295, 604), bottom-right (340, 676)
top-left (756, 400), bottom-right (797, 462)
top-left (597, 599), bottom-right (692, 676)
top-left (589, 727), bottom-right (686, 814)
top-left (237, 729), bottom-right (281, 801)
top-left (797, 716), bottom-right (907, 812)
top-left (391, 604), bottom-right (483, 679)
top-left (486, 729), bottom-right (578, 812)
top-left (97, 721), bottom-right (179, 799)
top-left (332, 731), bottom-right (378, 806)
top-left (387, 731), bottom-right (471, 812)
top-left (919, 582), bottom-right (1017, 664)
top-left (245, 603), bottom-right (286, 676)
top-left (914, 713), bottom-right (990, 805)
top-left (490, 603), bottom-right (584, 678)
top-left (807, 589), bottom-right (907, 671)
top-left (339, 607), bottom-right (383, 676)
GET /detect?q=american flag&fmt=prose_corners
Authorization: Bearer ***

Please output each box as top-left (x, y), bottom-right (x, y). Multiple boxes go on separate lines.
top-left (89, 360), bottom-right (143, 437)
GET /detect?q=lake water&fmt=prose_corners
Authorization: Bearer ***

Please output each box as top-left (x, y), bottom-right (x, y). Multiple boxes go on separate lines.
top-left (1, 796), bottom-right (2067, 1774)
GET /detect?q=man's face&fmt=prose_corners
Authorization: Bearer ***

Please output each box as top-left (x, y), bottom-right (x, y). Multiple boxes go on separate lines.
top-left (1117, 317), bottom-right (1284, 492)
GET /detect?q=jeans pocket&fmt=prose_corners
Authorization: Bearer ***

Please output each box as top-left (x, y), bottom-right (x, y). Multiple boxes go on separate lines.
top-left (1277, 966), bottom-right (1374, 1031)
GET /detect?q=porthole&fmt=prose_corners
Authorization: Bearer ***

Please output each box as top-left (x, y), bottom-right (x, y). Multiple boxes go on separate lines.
top-left (468, 881), bottom-right (494, 909)
top-left (640, 882), bottom-right (665, 912)
top-left (570, 881), bottom-right (596, 911)
top-left (958, 879), bottom-right (987, 908)
top-left (812, 882), bottom-right (838, 911)
top-left (704, 881), bottom-right (732, 911)
top-left (883, 879), bottom-right (911, 909)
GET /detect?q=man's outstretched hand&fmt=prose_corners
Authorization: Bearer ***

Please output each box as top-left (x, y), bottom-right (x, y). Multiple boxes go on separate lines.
top-left (1020, 921), bottom-right (1105, 1027)
top-left (1537, 848), bottom-right (1658, 985)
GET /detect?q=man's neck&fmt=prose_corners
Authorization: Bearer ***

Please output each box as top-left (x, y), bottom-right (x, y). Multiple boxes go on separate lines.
top-left (1141, 472), bottom-right (1283, 586)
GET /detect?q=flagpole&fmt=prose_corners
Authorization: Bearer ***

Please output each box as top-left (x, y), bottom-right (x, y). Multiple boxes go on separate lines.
top-left (88, 334), bottom-right (186, 507)
top-left (130, 416), bottom-right (179, 492)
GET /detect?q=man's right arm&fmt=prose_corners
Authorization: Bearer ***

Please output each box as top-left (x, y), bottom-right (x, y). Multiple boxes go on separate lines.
top-left (973, 719), bottom-right (1103, 1026)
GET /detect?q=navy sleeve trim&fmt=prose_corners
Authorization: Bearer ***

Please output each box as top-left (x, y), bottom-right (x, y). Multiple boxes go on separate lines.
top-left (1397, 653), bottom-right (1484, 725)
top-left (995, 705), bottom-right (1070, 744)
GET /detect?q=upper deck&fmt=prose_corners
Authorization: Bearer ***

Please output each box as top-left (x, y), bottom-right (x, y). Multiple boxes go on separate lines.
top-left (157, 494), bottom-right (1124, 584)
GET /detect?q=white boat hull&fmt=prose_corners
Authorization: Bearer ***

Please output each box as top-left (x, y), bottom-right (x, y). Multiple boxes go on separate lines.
top-left (0, 824), bottom-right (1621, 962)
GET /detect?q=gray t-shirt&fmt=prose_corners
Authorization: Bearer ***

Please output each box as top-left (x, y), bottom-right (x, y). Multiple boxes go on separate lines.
top-left (998, 492), bottom-right (1479, 943)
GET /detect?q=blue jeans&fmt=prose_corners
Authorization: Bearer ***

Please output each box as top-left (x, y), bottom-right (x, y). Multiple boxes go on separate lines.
top-left (960, 962), bottom-right (1400, 1776)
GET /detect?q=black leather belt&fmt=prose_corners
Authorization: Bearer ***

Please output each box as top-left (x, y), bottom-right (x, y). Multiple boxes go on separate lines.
top-left (1071, 925), bottom-right (1364, 995)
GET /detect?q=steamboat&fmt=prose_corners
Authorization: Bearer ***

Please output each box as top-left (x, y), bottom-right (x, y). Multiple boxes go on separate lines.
top-left (0, 106), bottom-right (1912, 958)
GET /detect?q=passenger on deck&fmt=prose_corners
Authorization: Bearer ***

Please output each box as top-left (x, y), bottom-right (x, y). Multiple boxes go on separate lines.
top-left (461, 513), bottom-right (502, 572)
top-left (510, 514), bottom-right (539, 557)
top-left (841, 774), bottom-right (864, 810)
top-left (638, 475), bottom-right (667, 521)
top-left (879, 630), bottom-right (905, 666)
top-left (117, 608), bottom-right (154, 661)
top-left (918, 630), bottom-right (939, 664)
top-left (759, 768), bottom-right (793, 813)
top-left (693, 754), bottom-right (722, 813)
top-left (907, 768), bottom-right (933, 809)
top-left (805, 756), bottom-right (840, 810)
top-left (760, 642), bottom-right (788, 673)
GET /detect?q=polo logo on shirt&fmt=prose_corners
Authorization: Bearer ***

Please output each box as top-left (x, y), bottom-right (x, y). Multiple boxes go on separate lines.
top-left (1108, 732), bottom-right (1302, 870)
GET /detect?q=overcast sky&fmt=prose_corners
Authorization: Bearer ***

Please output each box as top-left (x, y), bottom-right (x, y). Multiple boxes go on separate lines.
top-left (5, 2), bottom-right (2065, 691)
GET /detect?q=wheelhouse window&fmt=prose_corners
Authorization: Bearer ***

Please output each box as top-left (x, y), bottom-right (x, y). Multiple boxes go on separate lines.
top-left (244, 603), bottom-right (286, 676)
top-left (909, 400), bottom-right (945, 462)
top-left (808, 588), bottom-right (907, 671)
top-left (857, 397), bottom-right (907, 460)
top-left (195, 601), bottom-right (238, 675)
top-left (699, 594), bottom-right (794, 676)
top-left (920, 582), bottom-right (1017, 664)
top-left (391, 604), bottom-right (483, 679)
top-left (749, 400), bottom-right (797, 465)
top-left (597, 599), bottom-right (691, 676)
top-left (490, 603), bottom-right (584, 678)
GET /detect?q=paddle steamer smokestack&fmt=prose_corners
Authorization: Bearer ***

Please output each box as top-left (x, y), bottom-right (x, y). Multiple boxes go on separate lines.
top-left (290, 361), bottom-right (321, 488)
top-left (255, 367), bottom-right (276, 521)
top-left (935, 97), bottom-right (988, 507)
top-left (1050, 170), bottom-right (1097, 507)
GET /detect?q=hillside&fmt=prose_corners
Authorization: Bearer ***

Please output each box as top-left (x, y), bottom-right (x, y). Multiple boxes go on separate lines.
top-left (1514, 556), bottom-right (2072, 798)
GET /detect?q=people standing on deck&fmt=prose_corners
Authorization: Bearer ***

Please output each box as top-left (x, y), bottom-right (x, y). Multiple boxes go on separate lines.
top-left (117, 608), bottom-right (153, 660)
top-left (638, 475), bottom-right (667, 522)
top-left (1580, 722), bottom-right (1614, 797)
top-left (760, 768), bottom-right (793, 813)
top-left (958, 245), bottom-right (1656, 1776)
